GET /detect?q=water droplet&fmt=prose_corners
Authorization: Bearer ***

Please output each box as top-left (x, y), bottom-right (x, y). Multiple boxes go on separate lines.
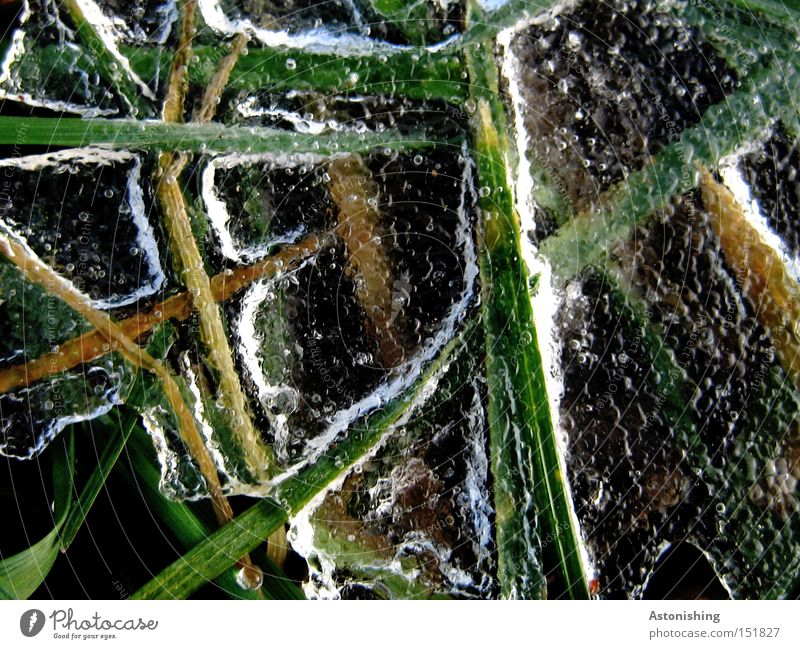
top-left (235, 564), bottom-right (264, 591)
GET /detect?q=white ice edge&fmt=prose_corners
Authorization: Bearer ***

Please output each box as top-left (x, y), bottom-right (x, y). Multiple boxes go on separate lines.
top-left (0, 148), bottom-right (165, 310)
top-left (201, 153), bottom-right (325, 264)
top-left (197, 0), bottom-right (460, 55)
top-left (0, 147), bottom-right (135, 169)
top-left (235, 268), bottom-right (304, 463)
top-left (641, 540), bottom-right (734, 600)
top-left (180, 353), bottom-right (236, 483)
top-left (0, 28), bottom-right (119, 118)
top-left (719, 144), bottom-right (800, 284)
top-left (236, 97), bottom-right (370, 136)
top-left (491, 0), bottom-right (580, 35)
top-left (74, 0), bottom-right (156, 101)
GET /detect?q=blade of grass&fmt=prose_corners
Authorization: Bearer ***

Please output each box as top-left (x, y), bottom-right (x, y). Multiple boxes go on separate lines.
top-left (465, 2), bottom-right (589, 599)
top-left (541, 59), bottom-right (800, 284)
top-left (0, 526), bottom-right (63, 599)
top-left (20, 41), bottom-right (467, 104)
top-left (0, 117), bottom-right (437, 156)
top-left (0, 431), bottom-right (74, 599)
top-left (58, 410), bottom-right (137, 550)
top-left (131, 316), bottom-right (475, 599)
top-left (52, 430), bottom-right (76, 522)
top-left (121, 425), bottom-right (304, 600)
top-left (128, 43), bottom-right (468, 103)
top-left (155, 11), bottom-right (274, 482)
top-left (153, 2), bottom-right (265, 588)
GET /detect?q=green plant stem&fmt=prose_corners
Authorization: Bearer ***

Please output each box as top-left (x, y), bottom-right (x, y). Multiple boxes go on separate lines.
top-left (0, 116), bottom-right (434, 155)
top-left (465, 2), bottom-right (589, 599)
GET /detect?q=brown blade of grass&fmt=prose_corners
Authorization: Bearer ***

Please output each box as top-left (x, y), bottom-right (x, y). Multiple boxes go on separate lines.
top-left (699, 166), bottom-right (800, 387)
top-left (327, 155), bottom-right (405, 367)
top-left (162, 0), bottom-right (197, 123)
top-left (155, 5), bottom-right (273, 481)
top-left (0, 235), bottom-right (322, 394)
top-left (194, 33), bottom-right (250, 124)
top-left (151, 2), bottom-right (266, 588)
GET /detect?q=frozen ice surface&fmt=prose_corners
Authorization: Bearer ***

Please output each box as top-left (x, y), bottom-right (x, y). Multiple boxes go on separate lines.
top-left (290, 337), bottom-right (495, 599)
top-left (0, 149), bottom-right (165, 309)
top-left (0, 1), bottom-right (157, 115)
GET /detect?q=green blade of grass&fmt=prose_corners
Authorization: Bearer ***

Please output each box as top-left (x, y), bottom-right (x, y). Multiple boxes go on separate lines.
top-left (541, 58), bottom-right (800, 284)
top-left (121, 426), bottom-right (304, 600)
top-left (0, 116), bottom-right (439, 156)
top-left (0, 431), bottom-right (74, 599)
top-left (131, 317), bottom-right (474, 599)
top-left (132, 43), bottom-right (467, 103)
top-left (465, 3), bottom-right (589, 600)
top-left (14, 41), bottom-right (467, 106)
top-left (52, 430), bottom-right (75, 522)
top-left (58, 411), bottom-right (138, 550)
